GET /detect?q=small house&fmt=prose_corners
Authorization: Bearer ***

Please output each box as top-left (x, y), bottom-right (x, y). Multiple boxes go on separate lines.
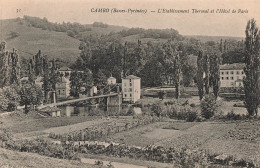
top-left (58, 66), bottom-right (72, 77)
top-left (39, 106), bottom-right (61, 117)
top-left (122, 75), bottom-right (141, 103)
top-left (107, 77), bottom-right (117, 85)
top-left (56, 76), bottom-right (70, 98)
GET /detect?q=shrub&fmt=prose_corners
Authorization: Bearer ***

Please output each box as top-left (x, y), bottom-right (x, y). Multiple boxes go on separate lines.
top-left (190, 103), bottom-right (196, 107)
top-left (226, 110), bottom-right (246, 120)
top-left (186, 109), bottom-right (198, 122)
top-left (126, 106), bottom-right (136, 116)
top-left (200, 94), bottom-right (218, 119)
top-left (151, 101), bottom-right (166, 117)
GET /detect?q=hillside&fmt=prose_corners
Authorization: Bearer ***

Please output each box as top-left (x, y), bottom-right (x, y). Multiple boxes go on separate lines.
top-left (185, 35), bottom-right (244, 43)
top-left (0, 17), bottom-right (244, 64)
top-left (0, 19), bottom-right (81, 62)
top-left (0, 18), bottom-right (129, 63)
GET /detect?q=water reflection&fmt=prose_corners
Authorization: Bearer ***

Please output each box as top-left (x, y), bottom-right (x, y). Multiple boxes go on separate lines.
top-left (59, 105), bottom-right (145, 117)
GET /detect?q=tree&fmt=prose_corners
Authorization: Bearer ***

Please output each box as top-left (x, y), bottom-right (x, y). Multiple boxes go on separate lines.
top-left (82, 69), bottom-right (94, 94)
top-left (42, 56), bottom-right (50, 103)
top-left (197, 50), bottom-right (204, 100)
top-left (19, 82), bottom-right (43, 113)
top-left (69, 71), bottom-right (82, 97)
top-left (243, 18), bottom-right (260, 116)
top-left (174, 51), bottom-right (181, 99)
top-left (0, 43), bottom-right (20, 87)
top-left (34, 50), bottom-right (43, 76)
top-left (28, 59), bottom-right (36, 84)
top-left (9, 49), bottom-right (20, 86)
top-left (203, 54), bottom-right (210, 94)
top-left (211, 54), bottom-right (220, 100)
top-left (122, 42), bottom-right (128, 78)
top-left (0, 84), bottom-right (20, 111)
top-left (49, 59), bottom-right (60, 90)
top-left (94, 70), bottom-right (107, 90)
top-left (0, 42), bottom-right (10, 87)
top-left (200, 94), bottom-right (217, 119)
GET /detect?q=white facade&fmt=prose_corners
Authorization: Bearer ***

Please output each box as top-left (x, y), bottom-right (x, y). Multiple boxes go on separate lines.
top-left (220, 64), bottom-right (245, 87)
top-left (122, 75), bottom-right (141, 103)
top-left (107, 77), bottom-right (117, 85)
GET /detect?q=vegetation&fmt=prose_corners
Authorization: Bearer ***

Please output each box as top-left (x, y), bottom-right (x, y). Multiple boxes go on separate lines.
top-left (19, 82), bottom-right (43, 113)
top-left (200, 94), bottom-right (218, 119)
top-left (243, 18), bottom-right (260, 116)
top-left (49, 115), bottom-right (161, 141)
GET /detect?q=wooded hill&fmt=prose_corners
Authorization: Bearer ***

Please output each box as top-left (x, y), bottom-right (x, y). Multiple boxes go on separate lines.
top-left (0, 16), bottom-right (243, 63)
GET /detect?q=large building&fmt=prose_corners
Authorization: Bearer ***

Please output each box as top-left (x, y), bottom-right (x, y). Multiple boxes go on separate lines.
top-left (56, 76), bottom-right (70, 98)
top-left (122, 75), bottom-right (141, 103)
top-left (220, 63), bottom-right (245, 87)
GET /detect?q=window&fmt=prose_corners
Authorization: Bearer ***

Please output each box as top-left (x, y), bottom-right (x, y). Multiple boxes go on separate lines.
top-left (221, 72), bottom-right (224, 75)
top-left (124, 88), bottom-right (127, 92)
top-left (130, 93), bottom-right (132, 97)
top-left (129, 88), bottom-right (132, 92)
top-left (221, 77), bottom-right (224, 80)
top-left (130, 83), bottom-right (132, 86)
top-left (129, 79), bottom-right (132, 82)
top-left (237, 71), bottom-right (240, 75)
top-left (58, 90), bottom-right (60, 94)
top-left (231, 71), bottom-right (234, 74)
top-left (226, 71), bottom-right (229, 75)
top-left (231, 77), bottom-right (234, 80)
top-left (241, 71), bottom-right (244, 74)
top-left (226, 77), bottom-right (229, 80)
top-left (125, 94), bottom-right (127, 97)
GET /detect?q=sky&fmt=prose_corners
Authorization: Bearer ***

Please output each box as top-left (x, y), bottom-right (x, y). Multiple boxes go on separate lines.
top-left (1, 0), bottom-right (260, 37)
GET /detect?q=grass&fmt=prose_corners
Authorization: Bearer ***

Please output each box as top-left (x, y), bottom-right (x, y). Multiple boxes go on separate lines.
top-left (0, 148), bottom-right (97, 168)
top-left (80, 153), bottom-right (176, 168)
top-left (105, 119), bottom-right (260, 165)
top-left (0, 19), bottom-right (80, 62)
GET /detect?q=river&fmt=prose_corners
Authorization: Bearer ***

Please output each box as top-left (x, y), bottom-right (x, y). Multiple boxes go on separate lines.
top-left (58, 105), bottom-right (146, 117)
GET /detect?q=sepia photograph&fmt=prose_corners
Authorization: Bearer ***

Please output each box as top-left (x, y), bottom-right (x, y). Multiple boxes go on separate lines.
top-left (0, 0), bottom-right (260, 167)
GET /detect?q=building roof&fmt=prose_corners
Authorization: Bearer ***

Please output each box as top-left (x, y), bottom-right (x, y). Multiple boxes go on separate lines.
top-left (21, 77), bottom-right (29, 81)
top-left (39, 106), bottom-right (61, 113)
top-left (108, 77), bottom-right (116, 80)
top-left (124, 75), bottom-right (140, 79)
top-left (58, 66), bottom-right (72, 71)
top-left (220, 63), bottom-right (245, 70)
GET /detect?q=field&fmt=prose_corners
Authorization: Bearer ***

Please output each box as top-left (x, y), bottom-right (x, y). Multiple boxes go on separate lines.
top-left (1, 92), bottom-right (260, 167)
top-left (0, 148), bottom-right (96, 168)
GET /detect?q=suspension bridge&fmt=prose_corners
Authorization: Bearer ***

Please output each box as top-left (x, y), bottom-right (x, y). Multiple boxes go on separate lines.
top-left (38, 84), bottom-right (122, 109)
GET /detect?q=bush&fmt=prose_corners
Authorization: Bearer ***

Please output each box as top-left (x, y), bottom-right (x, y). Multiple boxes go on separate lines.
top-left (200, 94), bottom-right (218, 119)
top-left (226, 110), bottom-right (246, 120)
top-left (126, 106), bottom-right (136, 116)
top-left (151, 101), bottom-right (166, 117)
top-left (186, 109), bottom-right (198, 122)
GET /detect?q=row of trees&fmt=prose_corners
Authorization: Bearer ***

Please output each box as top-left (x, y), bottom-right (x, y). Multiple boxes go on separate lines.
top-left (0, 43), bottom-right (44, 112)
top-left (72, 38), bottom-right (200, 89)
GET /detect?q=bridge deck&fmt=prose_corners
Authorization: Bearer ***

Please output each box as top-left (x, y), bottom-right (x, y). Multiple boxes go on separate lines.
top-left (38, 93), bottom-right (120, 109)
